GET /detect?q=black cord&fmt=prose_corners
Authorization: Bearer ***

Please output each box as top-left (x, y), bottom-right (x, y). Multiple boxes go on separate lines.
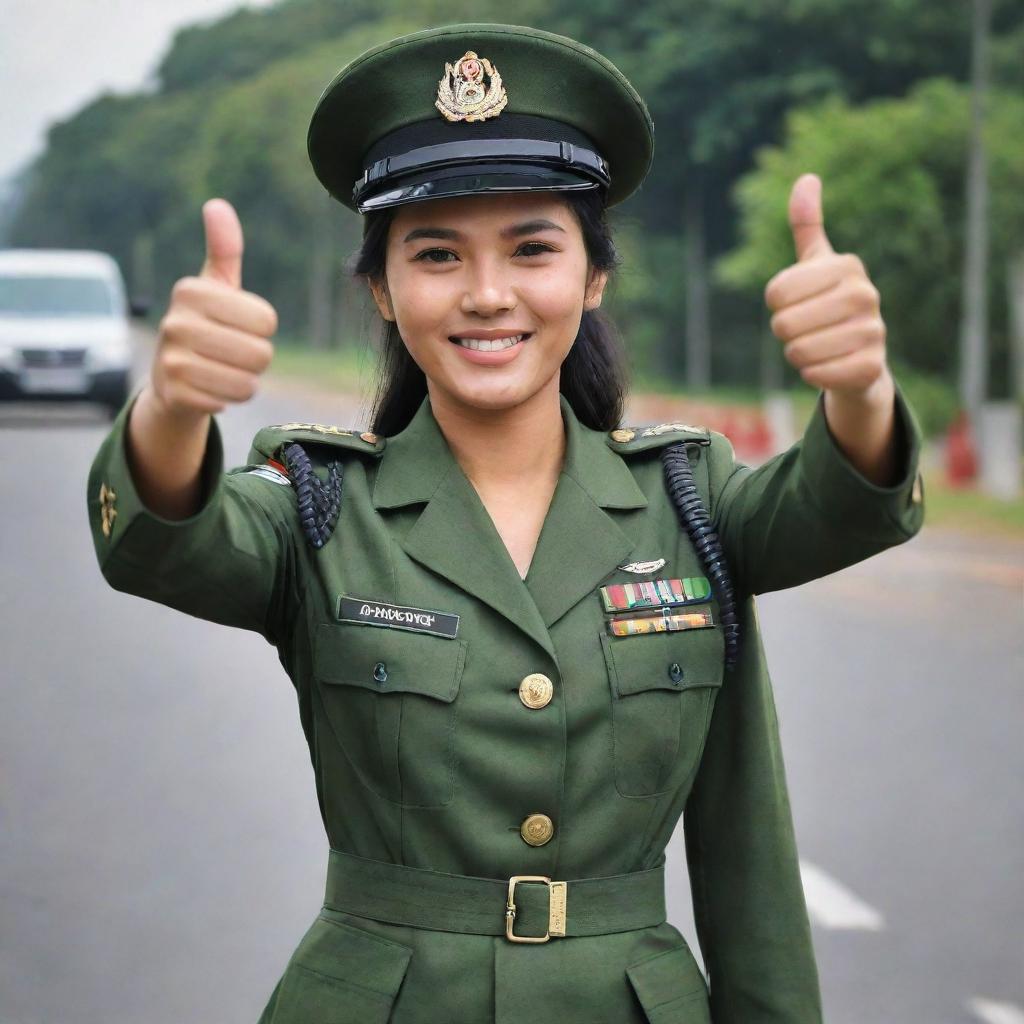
top-left (661, 442), bottom-right (740, 670)
top-left (281, 441), bottom-right (344, 550)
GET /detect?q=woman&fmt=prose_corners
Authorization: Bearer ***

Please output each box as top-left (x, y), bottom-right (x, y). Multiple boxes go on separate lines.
top-left (87, 22), bottom-right (926, 1024)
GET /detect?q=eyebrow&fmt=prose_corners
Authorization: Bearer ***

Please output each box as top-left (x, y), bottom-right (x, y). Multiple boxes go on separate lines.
top-left (401, 219), bottom-right (567, 244)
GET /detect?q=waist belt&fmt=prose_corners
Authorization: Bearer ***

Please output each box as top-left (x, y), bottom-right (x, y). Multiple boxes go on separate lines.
top-left (324, 847), bottom-right (667, 944)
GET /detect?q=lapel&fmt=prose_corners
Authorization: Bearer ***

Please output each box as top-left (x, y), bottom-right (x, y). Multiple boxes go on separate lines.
top-left (372, 392), bottom-right (648, 658)
top-left (525, 394), bottom-right (649, 628)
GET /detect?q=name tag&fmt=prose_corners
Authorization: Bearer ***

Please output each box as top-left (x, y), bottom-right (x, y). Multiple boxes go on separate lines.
top-left (336, 595), bottom-right (460, 639)
top-left (599, 577), bottom-right (711, 613)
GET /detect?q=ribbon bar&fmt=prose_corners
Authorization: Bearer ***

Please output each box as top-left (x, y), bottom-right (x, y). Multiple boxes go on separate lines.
top-left (607, 608), bottom-right (715, 636)
top-left (600, 576), bottom-right (711, 613)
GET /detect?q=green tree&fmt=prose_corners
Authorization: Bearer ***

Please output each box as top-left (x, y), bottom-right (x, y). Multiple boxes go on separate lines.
top-left (6, 0), bottom-right (1023, 388)
top-left (717, 77), bottom-right (1024, 402)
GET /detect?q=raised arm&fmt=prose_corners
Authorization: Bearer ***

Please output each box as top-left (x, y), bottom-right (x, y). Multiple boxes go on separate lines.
top-left (708, 174), bottom-right (925, 597)
top-left (86, 199), bottom-right (297, 644)
top-left (127, 197), bottom-right (276, 517)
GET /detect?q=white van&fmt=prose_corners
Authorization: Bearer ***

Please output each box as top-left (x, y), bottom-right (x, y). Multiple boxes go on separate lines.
top-left (0, 248), bottom-right (146, 418)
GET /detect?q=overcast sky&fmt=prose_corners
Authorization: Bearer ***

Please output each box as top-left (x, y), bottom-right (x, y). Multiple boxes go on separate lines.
top-left (0, 0), bottom-right (276, 186)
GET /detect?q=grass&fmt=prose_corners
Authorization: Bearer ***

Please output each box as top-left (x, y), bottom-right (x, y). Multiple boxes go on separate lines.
top-left (270, 337), bottom-right (370, 382)
top-left (630, 373), bottom-right (771, 408)
top-left (268, 340), bottom-right (371, 392)
top-left (916, 469), bottom-right (1024, 537)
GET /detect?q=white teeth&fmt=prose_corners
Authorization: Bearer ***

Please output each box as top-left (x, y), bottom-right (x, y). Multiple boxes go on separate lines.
top-left (452, 334), bottom-right (524, 351)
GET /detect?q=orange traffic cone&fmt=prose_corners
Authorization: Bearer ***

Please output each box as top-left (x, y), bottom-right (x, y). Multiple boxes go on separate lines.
top-left (945, 409), bottom-right (978, 486)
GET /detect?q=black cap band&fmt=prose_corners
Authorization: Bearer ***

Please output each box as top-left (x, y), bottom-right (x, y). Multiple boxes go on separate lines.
top-left (352, 112), bottom-right (610, 213)
top-left (356, 137), bottom-right (609, 194)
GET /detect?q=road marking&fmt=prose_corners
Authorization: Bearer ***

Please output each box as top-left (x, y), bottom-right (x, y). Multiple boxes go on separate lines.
top-left (966, 998), bottom-right (1024, 1024)
top-left (798, 860), bottom-right (885, 931)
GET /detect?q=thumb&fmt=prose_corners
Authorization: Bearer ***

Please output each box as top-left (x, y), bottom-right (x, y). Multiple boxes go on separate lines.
top-left (200, 198), bottom-right (243, 288)
top-left (788, 173), bottom-right (833, 262)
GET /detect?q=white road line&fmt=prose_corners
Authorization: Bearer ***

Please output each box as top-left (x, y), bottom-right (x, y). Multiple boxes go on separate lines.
top-left (966, 997), bottom-right (1024, 1024)
top-left (798, 860), bottom-right (885, 931)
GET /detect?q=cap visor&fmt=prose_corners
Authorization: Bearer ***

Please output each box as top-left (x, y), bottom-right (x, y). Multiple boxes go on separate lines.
top-left (356, 166), bottom-right (601, 213)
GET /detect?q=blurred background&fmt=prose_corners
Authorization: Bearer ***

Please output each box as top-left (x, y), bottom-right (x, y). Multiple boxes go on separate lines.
top-left (1, 1), bottom-right (1021, 1022)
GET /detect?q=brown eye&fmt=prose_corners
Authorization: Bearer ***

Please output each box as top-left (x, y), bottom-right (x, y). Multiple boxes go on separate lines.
top-left (518, 242), bottom-right (555, 256)
top-left (413, 248), bottom-right (457, 263)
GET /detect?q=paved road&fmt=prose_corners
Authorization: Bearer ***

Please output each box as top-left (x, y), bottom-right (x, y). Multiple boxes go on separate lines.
top-left (1, 354), bottom-right (1021, 1023)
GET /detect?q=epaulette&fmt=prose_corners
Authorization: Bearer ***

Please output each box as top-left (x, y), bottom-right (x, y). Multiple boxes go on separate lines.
top-left (248, 421), bottom-right (387, 464)
top-left (246, 422), bottom-right (385, 553)
top-left (606, 420), bottom-right (711, 455)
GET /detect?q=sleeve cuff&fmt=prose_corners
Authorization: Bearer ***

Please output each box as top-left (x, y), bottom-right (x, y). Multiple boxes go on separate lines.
top-left (86, 390), bottom-right (226, 565)
top-left (799, 377), bottom-right (926, 541)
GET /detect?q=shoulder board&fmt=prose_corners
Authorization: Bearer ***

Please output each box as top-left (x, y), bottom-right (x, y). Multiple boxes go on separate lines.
top-left (248, 421), bottom-right (387, 463)
top-left (606, 420), bottom-right (711, 455)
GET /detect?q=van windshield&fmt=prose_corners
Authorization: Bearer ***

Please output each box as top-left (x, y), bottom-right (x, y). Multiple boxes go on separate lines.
top-left (0, 275), bottom-right (116, 317)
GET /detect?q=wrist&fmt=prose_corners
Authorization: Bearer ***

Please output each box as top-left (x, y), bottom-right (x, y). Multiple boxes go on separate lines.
top-left (140, 381), bottom-right (210, 432)
top-left (825, 367), bottom-right (895, 412)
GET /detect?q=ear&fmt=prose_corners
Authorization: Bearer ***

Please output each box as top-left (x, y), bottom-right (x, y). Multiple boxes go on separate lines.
top-left (583, 266), bottom-right (609, 311)
top-left (367, 274), bottom-right (396, 322)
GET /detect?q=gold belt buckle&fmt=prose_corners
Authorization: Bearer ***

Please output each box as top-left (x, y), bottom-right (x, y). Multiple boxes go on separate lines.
top-left (505, 875), bottom-right (568, 943)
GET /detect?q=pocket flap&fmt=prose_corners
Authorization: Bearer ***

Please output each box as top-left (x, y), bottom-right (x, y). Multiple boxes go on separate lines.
top-left (314, 620), bottom-right (467, 703)
top-left (299, 911), bottom-right (412, 992)
top-left (275, 911), bottom-right (414, 1024)
top-left (602, 624), bottom-right (724, 698)
top-left (626, 942), bottom-right (710, 1023)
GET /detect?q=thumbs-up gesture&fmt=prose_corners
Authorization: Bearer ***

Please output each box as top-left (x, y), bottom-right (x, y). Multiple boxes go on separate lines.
top-left (764, 174), bottom-right (889, 400)
top-left (151, 198), bottom-right (277, 417)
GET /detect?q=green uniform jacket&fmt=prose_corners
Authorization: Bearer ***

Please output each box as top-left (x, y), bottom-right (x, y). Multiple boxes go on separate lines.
top-left (86, 382), bottom-right (926, 1024)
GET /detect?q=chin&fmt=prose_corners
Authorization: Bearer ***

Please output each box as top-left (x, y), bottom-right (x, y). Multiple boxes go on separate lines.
top-left (432, 376), bottom-right (544, 413)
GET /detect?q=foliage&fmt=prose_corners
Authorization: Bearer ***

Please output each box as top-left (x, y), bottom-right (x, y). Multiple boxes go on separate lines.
top-left (716, 78), bottom-right (1024, 400)
top-left (888, 358), bottom-right (962, 439)
top-left (4, 0), bottom-right (1023, 407)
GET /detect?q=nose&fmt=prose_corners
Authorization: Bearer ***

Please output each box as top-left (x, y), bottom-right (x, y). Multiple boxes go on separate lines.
top-left (460, 255), bottom-right (516, 317)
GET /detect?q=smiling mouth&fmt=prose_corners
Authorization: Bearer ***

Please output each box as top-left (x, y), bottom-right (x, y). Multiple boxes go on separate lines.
top-left (448, 333), bottom-right (533, 351)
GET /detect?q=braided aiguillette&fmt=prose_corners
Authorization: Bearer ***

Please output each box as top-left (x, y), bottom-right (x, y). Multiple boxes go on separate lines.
top-left (661, 442), bottom-right (740, 670)
top-left (281, 442), bottom-right (344, 550)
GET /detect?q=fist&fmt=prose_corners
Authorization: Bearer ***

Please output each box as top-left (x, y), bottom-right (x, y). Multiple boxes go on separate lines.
top-left (764, 174), bottom-right (889, 398)
top-left (152, 198), bottom-right (277, 416)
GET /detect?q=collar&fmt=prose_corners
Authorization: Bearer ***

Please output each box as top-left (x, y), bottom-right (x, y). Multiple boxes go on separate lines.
top-left (372, 391), bottom-right (648, 512)
top-left (368, 392), bottom-right (648, 657)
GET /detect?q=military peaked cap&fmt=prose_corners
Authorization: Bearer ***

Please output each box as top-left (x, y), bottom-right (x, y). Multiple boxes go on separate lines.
top-left (306, 22), bottom-right (655, 213)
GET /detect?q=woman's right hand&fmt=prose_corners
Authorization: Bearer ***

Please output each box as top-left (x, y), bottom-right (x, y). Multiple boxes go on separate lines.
top-left (125, 198), bottom-right (280, 520)
top-left (150, 197), bottom-right (278, 418)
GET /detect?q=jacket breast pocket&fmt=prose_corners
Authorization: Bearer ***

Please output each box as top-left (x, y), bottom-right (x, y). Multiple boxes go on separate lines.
top-left (601, 624), bottom-right (724, 798)
top-left (266, 910), bottom-right (414, 1024)
top-left (313, 620), bottom-right (468, 808)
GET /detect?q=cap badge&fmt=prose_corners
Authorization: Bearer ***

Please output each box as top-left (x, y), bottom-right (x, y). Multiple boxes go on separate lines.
top-left (435, 50), bottom-right (508, 123)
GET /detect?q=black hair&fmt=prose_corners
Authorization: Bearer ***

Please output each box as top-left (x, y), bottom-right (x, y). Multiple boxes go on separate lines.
top-left (344, 188), bottom-right (629, 437)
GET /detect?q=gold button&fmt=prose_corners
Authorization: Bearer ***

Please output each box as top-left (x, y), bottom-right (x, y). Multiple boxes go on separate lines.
top-left (518, 673), bottom-right (553, 709)
top-left (911, 471), bottom-right (923, 505)
top-left (521, 813), bottom-right (554, 846)
top-left (360, 431), bottom-right (378, 444)
top-left (610, 428), bottom-right (635, 443)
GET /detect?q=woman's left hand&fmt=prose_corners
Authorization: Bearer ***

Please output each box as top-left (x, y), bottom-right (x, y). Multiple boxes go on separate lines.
top-left (763, 173), bottom-right (893, 404)
top-left (763, 172), bottom-right (901, 487)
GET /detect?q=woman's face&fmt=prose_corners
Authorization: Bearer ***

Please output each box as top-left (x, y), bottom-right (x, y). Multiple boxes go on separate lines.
top-left (368, 191), bottom-right (608, 413)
